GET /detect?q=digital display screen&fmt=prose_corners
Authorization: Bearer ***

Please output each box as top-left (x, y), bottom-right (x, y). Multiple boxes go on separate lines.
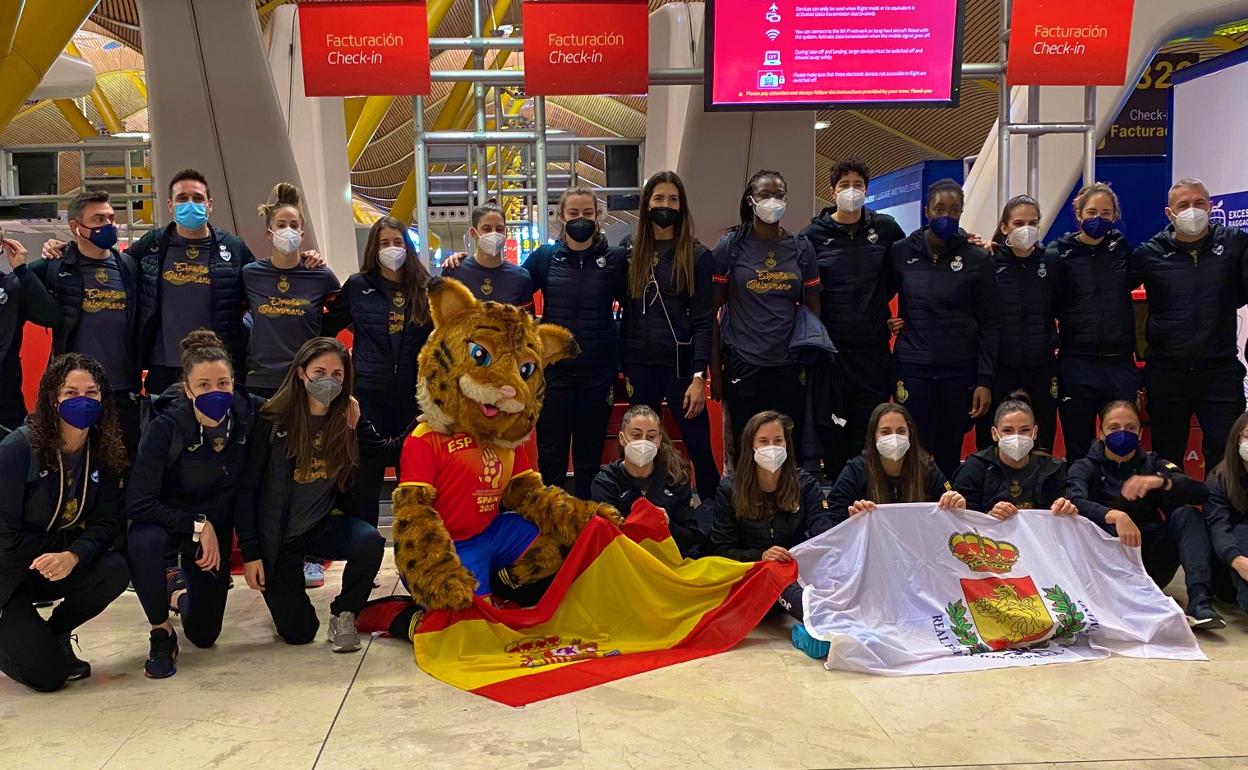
top-left (705, 0), bottom-right (964, 111)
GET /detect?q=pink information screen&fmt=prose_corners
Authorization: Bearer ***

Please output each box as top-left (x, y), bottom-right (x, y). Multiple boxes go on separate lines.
top-left (706, 0), bottom-right (963, 110)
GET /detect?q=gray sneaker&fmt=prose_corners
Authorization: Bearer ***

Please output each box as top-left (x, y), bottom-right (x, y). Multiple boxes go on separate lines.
top-left (328, 611), bottom-right (361, 653)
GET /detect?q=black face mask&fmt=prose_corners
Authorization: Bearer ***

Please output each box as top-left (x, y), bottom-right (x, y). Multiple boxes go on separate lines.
top-left (649, 207), bottom-right (682, 229)
top-left (564, 217), bottom-right (597, 243)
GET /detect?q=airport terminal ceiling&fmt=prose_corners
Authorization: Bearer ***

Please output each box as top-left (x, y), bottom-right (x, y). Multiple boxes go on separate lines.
top-left (4, 0), bottom-right (1248, 216)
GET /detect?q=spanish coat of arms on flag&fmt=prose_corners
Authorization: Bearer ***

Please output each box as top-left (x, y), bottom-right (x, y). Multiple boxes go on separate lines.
top-left (791, 503), bottom-right (1206, 675)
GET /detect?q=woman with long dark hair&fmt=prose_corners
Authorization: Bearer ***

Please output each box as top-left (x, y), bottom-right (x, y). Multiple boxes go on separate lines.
top-left (978, 195), bottom-right (1061, 452)
top-left (242, 183), bottom-right (341, 399)
top-left (522, 186), bottom-right (628, 498)
top-left (125, 330), bottom-right (263, 678)
top-left (591, 405), bottom-right (707, 557)
top-left (826, 403), bottom-right (963, 522)
top-left (0, 353), bottom-right (129, 691)
top-left (236, 337), bottom-right (386, 654)
top-left (710, 171), bottom-right (821, 461)
top-left (620, 171), bottom-right (719, 500)
top-left (1206, 411), bottom-right (1248, 614)
top-left (324, 216), bottom-right (431, 529)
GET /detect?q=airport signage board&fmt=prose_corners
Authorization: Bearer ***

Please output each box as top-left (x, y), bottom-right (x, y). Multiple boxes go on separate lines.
top-left (523, 0), bottom-right (649, 96)
top-left (299, 1), bottom-right (431, 96)
top-left (1007, 0), bottom-right (1134, 86)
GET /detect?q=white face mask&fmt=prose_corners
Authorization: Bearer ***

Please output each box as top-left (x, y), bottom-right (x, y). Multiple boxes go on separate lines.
top-left (477, 232), bottom-right (506, 257)
top-left (378, 246), bottom-right (406, 271)
top-left (1238, 440), bottom-right (1248, 463)
top-left (835, 188), bottom-right (865, 214)
top-left (271, 227), bottom-right (302, 255)
top-left (624, 439), bottom-right (658, 467)
top-left (752, 197), bottom-right (787, 224)
top-left (754, 445), bottom-right (787, 473)
top-left (997, 433), bottom-right (1035, 462)
top-left (876, 433), bottom-right (910, 462)
top-left (1174, 207), bottom-right (1210, 236)
top-left (1006, 225), bottom-right (1040, 251)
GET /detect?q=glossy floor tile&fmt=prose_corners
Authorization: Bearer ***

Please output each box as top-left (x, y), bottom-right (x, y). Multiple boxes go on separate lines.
top-left (3, 556), bottom-right (1247, 770)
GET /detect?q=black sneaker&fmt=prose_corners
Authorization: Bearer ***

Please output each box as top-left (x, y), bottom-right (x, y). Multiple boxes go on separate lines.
top-left (57, 634), bottom-right (91, 681)
top-left (145, 628), bottom-right (180, 679)
top-left (1187, 598), bottom-right (1226, 630)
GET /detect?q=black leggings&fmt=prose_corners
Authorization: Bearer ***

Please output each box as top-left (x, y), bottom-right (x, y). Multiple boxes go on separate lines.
top-left (127, 522), bottom-right (232, 648)
top-left (0, 551), bottom-right (129, 692)
top-left (624, 364), bottom-right (720, 500)
top-left (356, 388), bottom-right (420, 528)
top-left (536, 369), bottom-right (616, 499)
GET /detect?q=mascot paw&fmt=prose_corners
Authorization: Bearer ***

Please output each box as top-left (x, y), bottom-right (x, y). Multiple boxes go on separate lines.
top-left (439, 568), bottom-right (479, 610)
top-left (417, 563), bottom-right (479, 610)
top-left (592, 502), bottom-right (624, 527)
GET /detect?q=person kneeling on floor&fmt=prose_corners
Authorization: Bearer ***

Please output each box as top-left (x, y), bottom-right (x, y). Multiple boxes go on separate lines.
top-left (235, 337), bottom-right (388, 653)
top-left (0, 353), bottom-right (129, 691)
top-left (1066, 400), bottom-right (1224, 629)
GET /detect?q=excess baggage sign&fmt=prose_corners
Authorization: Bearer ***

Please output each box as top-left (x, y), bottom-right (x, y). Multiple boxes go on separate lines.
top-left (1007, 0), bottom-right (1134, 86)
top-left (522, 0), bottom-right (649, 96)
top-left (299, 1), bottom-right (431, 97)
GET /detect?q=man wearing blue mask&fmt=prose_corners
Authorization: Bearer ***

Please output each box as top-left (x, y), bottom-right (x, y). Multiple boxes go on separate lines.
top-left (25, 191), bottom-right (143, 456)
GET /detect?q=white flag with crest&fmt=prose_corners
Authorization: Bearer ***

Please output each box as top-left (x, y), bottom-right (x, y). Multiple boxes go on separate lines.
top-left (792, 503), bottom-right (1205, 675)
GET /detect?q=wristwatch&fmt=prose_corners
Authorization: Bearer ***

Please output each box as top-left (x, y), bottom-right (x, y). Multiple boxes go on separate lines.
top-left (192, 514), bottom-right (207, 543)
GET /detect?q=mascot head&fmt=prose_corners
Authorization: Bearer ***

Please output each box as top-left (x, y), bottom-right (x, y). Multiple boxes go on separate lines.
top-left (417, 277), bottom-right (578, 447)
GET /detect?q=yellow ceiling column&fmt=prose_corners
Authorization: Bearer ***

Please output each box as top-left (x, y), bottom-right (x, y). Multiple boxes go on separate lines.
top-left (66, 40), bottom-right (124, 135)
top-left (0, 0), bottom-right (22, 62)
top-left (53, 98), bottom-right (95, 139)
top-left (0, 0), bottom-right (98, 132)
top-left (344, 96), bottom-right (366, 136)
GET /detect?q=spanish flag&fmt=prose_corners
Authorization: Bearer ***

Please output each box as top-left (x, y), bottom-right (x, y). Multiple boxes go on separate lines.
top-left (413, 499), bottom-right (796, 706)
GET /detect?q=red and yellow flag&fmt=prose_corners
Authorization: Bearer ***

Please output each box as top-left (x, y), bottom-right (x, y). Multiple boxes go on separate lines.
top-left (413, 499), bottom-right (796, 706)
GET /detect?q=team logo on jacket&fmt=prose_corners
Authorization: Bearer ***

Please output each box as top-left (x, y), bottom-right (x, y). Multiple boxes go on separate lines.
top-left (1214, 243), bottom-right (1225, 256)
top-left (0, 288), bottom-right (6, 306)
top-left (1037, 262), bottom-right (1047, 278)
top-left (95, 267), bottom-right (108, 284)
top-left (213, 437), bottom-right (226, 453)
top-left (186, 246), bottom-right (200, 260)
top-left (950, 256), bottom-right (964, 272)
top-left (220, 244), bottom-right (231, 261)
top-left (1009, 480), bottom-right (1023, 499)
top-left (940, 531), bottom-right (1088, 654)
top-left (867, 228), bottom-right (878, 244)
top-left (393, 291), bottom-right (406, 307)
top-left (1050, 377), bottom-right (1059, 399)
top-left (480, 278), bottom-right (494, 296)
top-left (895, 380), bottom-right (909, 403)
top-left (596, 256), bottom-right (607, 268)
top-left (277, 275), bottom-right (290, 294)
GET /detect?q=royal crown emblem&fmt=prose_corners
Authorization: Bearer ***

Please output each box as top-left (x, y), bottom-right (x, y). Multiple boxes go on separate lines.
top-left (95, 267), bottom-right (108, 284)
top-left (277, 274), bottom-right (290, 293)
top-left (948, 531), bottom-right (1019, 573)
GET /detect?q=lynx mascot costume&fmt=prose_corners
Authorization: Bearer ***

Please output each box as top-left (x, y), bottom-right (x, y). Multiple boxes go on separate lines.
top-left (391, 277), bottom-right (621, 610)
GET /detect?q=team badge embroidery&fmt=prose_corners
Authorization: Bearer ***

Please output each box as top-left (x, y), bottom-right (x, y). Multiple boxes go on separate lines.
top-left (765, 252), bottom-right (777, 269)
top-left (277, 275), bottom-right (290, 293)
top-left (596, 256), bottom-right (607, 268)
top-left (867, 228), bottom-right (878, 244)
top-left (186, 246), bottom-right (200, 260)
top-left (0, 288), bottom-right (6, 306)
top-left (1037, 262), bottom-right (1047, 278)
top-left (951, 256), bottom-right (964, 272)
top-left (1009, 480), bottom-right (1023, 499)
top-left (895, 380), bottom-right (909, 403)
top-left (95, 267), bottom-right (108, 284)
top-left (481, 278), bottom-right (494, 296)
top-left (1050, 377), bottom-right (1059, 399)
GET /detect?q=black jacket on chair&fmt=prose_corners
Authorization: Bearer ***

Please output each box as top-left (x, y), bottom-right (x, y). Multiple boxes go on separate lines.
top-left (706, 469), bottom-right (831, 562)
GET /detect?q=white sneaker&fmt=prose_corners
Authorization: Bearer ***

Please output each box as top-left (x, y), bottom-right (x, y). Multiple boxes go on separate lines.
top-left (328, 611), bottom-right (361, 653)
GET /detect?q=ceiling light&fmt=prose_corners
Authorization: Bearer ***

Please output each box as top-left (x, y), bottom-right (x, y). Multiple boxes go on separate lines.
top-left (814, 121), bottom-right (830, 130)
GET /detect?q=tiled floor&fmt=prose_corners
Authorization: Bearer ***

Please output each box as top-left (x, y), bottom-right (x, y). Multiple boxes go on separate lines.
top-left (3, 555), bottom-right (1247, 770)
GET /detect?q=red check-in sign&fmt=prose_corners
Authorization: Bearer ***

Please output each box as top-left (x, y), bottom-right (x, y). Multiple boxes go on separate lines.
top-left (523, 0), bottom-right (648, 96)
top-left (299, 1), bottom-right (430, 96)
top-left (1007, 0), bottom-right (1134, 86)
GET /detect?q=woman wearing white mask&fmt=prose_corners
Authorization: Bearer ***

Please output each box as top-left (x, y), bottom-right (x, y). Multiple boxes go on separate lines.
top-left (323, 216), bottom-right (431, 529)
top-left (707, 410), bottom-right (829, 564)
top-left (1204, 411), bottom-right (1248, 615)
top-left (976, 195), bottom-right (1061, 453)
top-left (1130, 177), bottom-right (1248, 471)
top-left (954, 394), bottom-right (1076, 520)
top-left (710, 171), bottom-right (821, 461)
top-left (827, 403), bottom-right (963, 522)
top-left (591, 405), bottom-right (706, 557)
top-left (800, 159), bottom-right (907, 483)
top-left (441, 203), bottom-right (534, 309)
top-left (241, 183), bottom-right (341, 399)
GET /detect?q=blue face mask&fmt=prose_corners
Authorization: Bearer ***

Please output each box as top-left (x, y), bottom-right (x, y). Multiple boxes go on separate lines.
top-left (1104, 430), bottom-right (1140, 457)
top-left (1080, 216), bottom-right (1113, 240)
top-left (930, 216), bottom-right (960, 241)
top-left (79, 223), bottom-right (118, 250)
top-left (58, 396), bottom-right (102, 430)
top-left (174, 201), bottom-right (209, 230)
top-left (193, 390), bottom-right (233, 422)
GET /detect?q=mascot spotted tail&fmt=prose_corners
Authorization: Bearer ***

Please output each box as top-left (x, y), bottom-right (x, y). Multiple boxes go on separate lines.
top-left (360, 277), bottom-right (621, 637)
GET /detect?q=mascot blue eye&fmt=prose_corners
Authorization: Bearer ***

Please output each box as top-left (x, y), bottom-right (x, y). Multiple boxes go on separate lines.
top-left (468, 341), bottom-right (491, 367)
top-left (519, 361), bottom-right (536, 380)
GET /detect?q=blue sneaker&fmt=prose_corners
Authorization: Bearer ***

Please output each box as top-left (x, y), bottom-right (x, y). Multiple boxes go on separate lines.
top-left (791, 624), bottom-right (830, 660)
top-left (304, 562), bottom-right (325, 588)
